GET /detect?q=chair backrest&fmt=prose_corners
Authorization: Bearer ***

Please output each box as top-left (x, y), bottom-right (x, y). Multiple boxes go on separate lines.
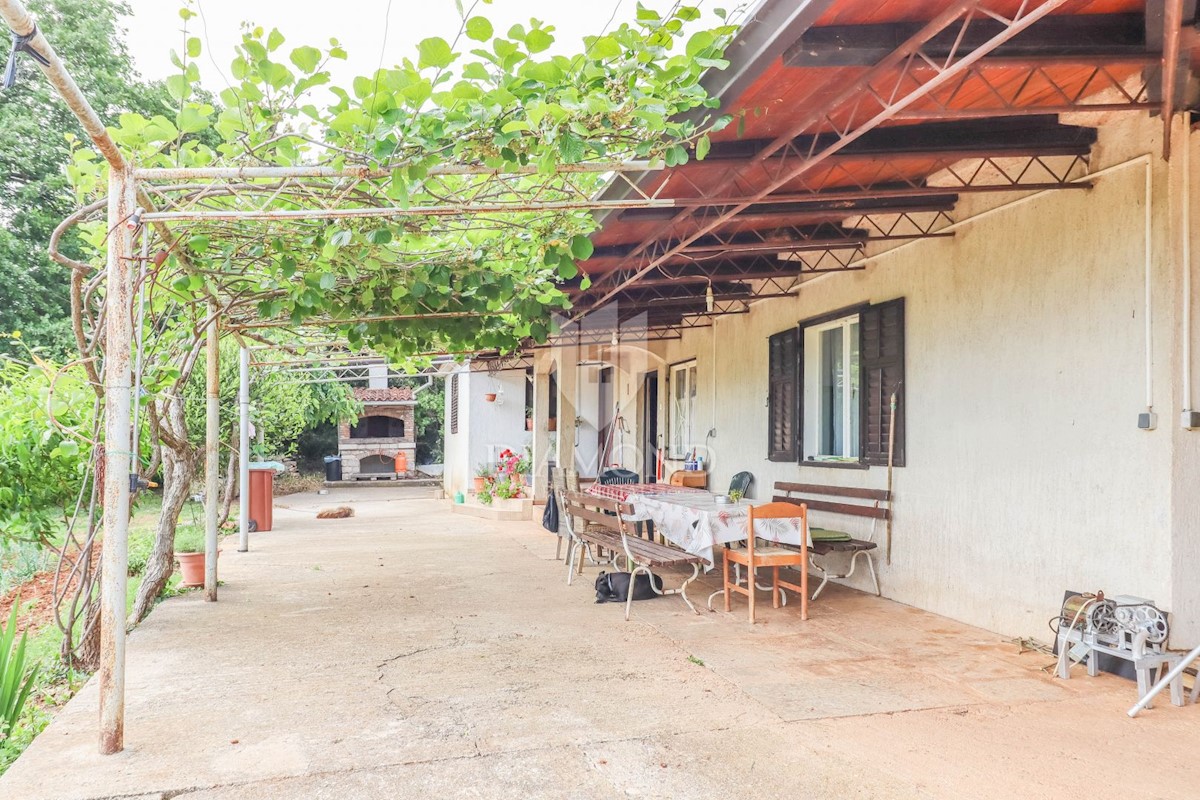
top-left (772, 481), bottom-right (889, 542)
top-left (560, 491), bottom-right (634, 535)
top-left (746, 501), bottom-right (807, 559)
top-left (728, 471), bottom-right (753, 497)
top-left (599, 468), bottom-right (639, 486)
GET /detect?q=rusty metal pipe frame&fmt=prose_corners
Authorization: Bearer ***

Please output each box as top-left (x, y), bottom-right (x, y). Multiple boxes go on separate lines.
top-left (1160, 0), bottom-right (1185, 159)
top-left (97, 165), bottom-right (135, 755)
top-left (228, 310), bottom-right (502, 331)
top-left (204, 308), bottom-right (219, 602)
top-left (0, 0), bottom-right (127, 170)
top-left (581, 0), bottom-right (1076, 312)
top-left (133, 161), bottom-right (661, 182)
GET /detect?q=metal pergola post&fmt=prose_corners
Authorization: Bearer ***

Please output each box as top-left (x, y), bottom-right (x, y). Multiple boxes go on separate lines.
top-left (98, 164), bottom-right (135, 756)
top-left (238, 346), bottom-right (250, 553)
top-left (205, 311), bottom-right (220, 601)
top-left (3, 0), bottom-right (137, 757)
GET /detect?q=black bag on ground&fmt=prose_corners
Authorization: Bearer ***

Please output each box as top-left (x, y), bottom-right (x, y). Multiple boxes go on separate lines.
top-left (594, 571), bottom-right (663, 604)
top-left (542, 489), bottom-right (559, 533)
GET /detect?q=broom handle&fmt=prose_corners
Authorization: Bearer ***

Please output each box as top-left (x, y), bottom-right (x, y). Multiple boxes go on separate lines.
top-left (885, 390), bottom-right (898, 565)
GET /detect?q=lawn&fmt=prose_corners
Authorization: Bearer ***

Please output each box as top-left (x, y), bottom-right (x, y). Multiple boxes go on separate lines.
top-left (0, 490), bottom-right (208, 774)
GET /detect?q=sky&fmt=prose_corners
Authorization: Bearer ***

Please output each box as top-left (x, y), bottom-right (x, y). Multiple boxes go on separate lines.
top-left (120, 0), bottom-right (694, 89)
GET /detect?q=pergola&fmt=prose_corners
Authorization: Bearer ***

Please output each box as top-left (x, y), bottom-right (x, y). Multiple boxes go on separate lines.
top-left (2, 0), bottom-right (1193, 756)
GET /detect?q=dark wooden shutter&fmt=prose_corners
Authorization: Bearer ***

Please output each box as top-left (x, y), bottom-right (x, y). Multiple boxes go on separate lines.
top-left (860, 298), bottom-right (905, 467)
top-left (767, 328), bottom-right (800, 462)
top-left (449, 374), bottom-right (460, 435)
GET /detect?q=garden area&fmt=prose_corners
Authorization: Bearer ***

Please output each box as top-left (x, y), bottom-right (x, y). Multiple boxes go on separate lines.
top-left (0, 0), bottom-right (734, 769)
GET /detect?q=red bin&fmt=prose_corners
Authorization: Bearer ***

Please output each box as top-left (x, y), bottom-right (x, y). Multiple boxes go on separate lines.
top-left (248, 468), bottom-right (274, 532)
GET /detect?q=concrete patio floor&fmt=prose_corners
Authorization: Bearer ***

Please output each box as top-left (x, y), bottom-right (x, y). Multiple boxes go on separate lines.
top-left (3, 488), bottom-right (1198, 799)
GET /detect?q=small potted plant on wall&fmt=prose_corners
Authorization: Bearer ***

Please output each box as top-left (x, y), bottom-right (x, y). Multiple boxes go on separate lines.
top-left (473, 463), bottom-right (491, 493)
top-left (174, 524), bottom-right (210, 588)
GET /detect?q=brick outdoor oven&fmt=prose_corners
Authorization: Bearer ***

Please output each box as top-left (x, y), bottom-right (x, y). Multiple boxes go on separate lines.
top-left (337, 369), bottom-right (416, 479)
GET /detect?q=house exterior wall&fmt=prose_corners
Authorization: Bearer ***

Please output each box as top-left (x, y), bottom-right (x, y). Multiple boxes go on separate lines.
top-left (443, 366), bottom-right (532, 496)
top-left (562, 115), bottom-right (1199, 646)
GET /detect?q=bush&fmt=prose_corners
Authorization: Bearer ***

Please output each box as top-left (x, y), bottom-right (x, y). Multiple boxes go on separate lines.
top-left (173, 525), bottom-right (205, 554)
top-left (127, 528), bottom-right (156, 576)
top-left (0, 601), bottom-right (38, 742)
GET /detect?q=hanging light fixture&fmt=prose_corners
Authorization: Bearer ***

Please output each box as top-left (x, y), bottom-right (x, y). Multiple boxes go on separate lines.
top-left (705, 281), bottom-right (714, 313)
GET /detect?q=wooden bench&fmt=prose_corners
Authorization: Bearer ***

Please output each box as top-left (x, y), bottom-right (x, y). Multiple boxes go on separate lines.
top-left (560, 491), bottom-right (704, 620)
top-left (772, 482), bottom-right (889, 600)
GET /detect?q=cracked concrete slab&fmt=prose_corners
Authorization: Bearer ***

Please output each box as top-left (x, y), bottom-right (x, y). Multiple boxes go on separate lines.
top-left (2, 489), bottom-right (1197, 799)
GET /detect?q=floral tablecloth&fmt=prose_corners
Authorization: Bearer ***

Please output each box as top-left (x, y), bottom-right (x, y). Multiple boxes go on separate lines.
top-left (629, 493), bottom-right (810, 567)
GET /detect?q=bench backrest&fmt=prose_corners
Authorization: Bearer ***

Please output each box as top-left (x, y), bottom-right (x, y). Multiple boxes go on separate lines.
top-left (772, 482), bottom-right (890, 521)
top-left (560, 491), bottom-right (635, 535)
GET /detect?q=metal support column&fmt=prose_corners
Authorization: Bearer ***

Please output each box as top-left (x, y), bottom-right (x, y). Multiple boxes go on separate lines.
top-left (555, 336), bottom-right (579, 476)
top-left (98, 165), bottom-right (135, 755)
top-left (238, 346), bottom-right (250, 552)
top-left (531, 364), bottom-right (552, 501)
top-left (205, 310), bottom-right (219, 601)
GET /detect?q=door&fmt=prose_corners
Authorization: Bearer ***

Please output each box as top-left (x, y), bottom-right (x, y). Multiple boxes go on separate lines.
top-left (642, 371), bottom-right (659, 482)
top-left (597, 367), bottom-right (613, 470)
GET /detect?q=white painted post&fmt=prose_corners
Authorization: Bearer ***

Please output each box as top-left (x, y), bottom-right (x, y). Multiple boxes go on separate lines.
top-left (98, 165), bottom-right (135, 755)
top-left (205, 311), bottom-right (219, 601)
top-left (531, 364), bottom-right (551, 501)
top-left (238, 346), bottom-right (250, 552)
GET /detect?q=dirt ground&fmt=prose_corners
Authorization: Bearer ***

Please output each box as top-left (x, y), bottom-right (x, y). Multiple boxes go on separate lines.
top-left (1, 488), bottom-right (1197, 799)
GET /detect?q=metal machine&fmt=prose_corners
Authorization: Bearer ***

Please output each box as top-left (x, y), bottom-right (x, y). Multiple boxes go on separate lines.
top-left (1054, 591), bottom-right (1185, 708)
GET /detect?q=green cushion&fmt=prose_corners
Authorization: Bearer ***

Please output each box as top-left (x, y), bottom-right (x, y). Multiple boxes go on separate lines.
top-left (809, 527), bottom-right (852, 543)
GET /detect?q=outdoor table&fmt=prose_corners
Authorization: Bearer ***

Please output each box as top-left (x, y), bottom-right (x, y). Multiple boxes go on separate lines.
top-left (584, 482), bottom-right (705, 503)
top-left (628, 492), bottom-right (810, 567)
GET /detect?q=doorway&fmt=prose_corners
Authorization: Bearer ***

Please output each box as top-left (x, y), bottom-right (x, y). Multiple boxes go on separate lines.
top-left (642, 371), bottom-right (658, 482)
top-left (597, 366), bottom-right (613, 470)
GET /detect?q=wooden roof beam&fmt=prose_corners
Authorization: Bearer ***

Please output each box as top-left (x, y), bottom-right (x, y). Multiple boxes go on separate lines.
top-left (701, 116), bottom-right (1096, 163)
top-left (784, 13), bottom-right (1148, 68)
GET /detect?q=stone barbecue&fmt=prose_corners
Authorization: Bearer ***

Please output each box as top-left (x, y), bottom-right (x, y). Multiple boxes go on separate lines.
top-left (338, 384), bottom-right (416, 480)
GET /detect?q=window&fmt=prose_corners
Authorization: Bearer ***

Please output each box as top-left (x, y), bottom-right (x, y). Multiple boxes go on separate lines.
top-left (349, 415), bottom-right (405, 439)
top-left (766, 298), bottom-right (905, 467)
top-left (804, 315), bottom-right (861, 461)
top-left (449, 374), bottom-right (459, 435)
top-left (669, 360), bottom-right (698, 459)
top-left (767, 330), bottom-right (799, 462)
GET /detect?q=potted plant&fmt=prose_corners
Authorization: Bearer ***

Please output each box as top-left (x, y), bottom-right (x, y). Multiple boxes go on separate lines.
top-left (477, 482), bottom-right (494, 505)
top-left (174, 524), bottom-right (211, 588)
top-left (473, 464), bottom-right (491, 493)
top-left (728, 489), bottom-right (744, 505)
top-left (525, 417), bottom-right (533, 431)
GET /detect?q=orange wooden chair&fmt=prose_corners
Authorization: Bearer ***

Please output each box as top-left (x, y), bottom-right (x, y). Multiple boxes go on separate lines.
top-left (723, 501), bottom-right (809, 623)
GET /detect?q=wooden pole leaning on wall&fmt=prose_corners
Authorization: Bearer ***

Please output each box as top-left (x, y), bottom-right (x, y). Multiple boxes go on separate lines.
top-left (205, 309), bottom-right (220, 601)
top-left (98, 165), bottom-right (136, 755)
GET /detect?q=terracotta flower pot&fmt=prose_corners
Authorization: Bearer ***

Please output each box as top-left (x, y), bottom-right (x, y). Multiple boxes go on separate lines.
top-left (525, 418), bottom-right (533, 431)
top-left (484, 392), bottom-right (497, 402)
top-left (176, 550), bottom-right (217, 588)
top-left (548, 418), bottom-right (557, 431)
top-left (473, 476), bottom-right (487, 492)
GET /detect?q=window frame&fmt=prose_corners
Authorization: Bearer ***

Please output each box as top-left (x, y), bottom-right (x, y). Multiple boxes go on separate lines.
top-left (803, 313), bottom-right (862, 463)
top-left (765, 300), bottom-right (904, 470)
top-left (667, 359), bottom-right (698, 459)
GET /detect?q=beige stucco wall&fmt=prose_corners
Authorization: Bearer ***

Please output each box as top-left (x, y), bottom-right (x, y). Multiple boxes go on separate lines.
top-left (556, 114), bottom-right (1200, 646)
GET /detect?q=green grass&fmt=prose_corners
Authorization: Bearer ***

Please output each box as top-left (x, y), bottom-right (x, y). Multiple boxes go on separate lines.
top-left (0, 490), bottom-right (195, 776)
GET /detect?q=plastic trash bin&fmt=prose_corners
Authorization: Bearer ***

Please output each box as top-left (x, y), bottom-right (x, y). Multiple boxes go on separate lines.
top-left (248, 468), bottom-right (274, 532)
top-left (323, 455), bottom-right (342, 482)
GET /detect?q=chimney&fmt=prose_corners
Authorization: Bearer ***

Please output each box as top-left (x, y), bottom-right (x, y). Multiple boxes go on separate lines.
top-left (367, 361), bottom-right (388, 390)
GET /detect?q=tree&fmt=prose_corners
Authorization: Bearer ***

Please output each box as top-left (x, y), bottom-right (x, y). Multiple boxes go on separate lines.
top-left (0, 0), bottom-right (169, 357)
top-left (54, 3), bottom-right (735, 642)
